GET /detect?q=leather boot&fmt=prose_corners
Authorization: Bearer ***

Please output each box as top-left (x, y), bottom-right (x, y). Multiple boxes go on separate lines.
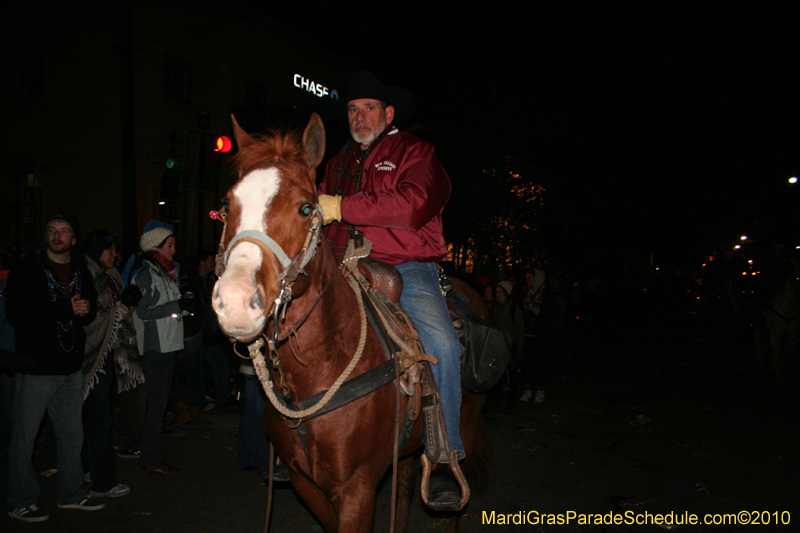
top-left (427, 464), bottom-right (461, 508)
top-left (165, 401), bottom-right (197, 431)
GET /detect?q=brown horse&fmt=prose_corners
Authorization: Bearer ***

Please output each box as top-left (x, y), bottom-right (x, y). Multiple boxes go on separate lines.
top-left (212, 113), bottom-right (489, 533)
top-left (754, 257), bottom-right (800, 387)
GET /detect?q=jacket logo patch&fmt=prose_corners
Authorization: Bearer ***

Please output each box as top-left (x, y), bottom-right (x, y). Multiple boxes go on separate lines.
top-left (375, 160), bottom-right (396, 172)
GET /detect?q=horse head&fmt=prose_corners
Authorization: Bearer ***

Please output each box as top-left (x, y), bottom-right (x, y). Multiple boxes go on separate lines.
top-left (212, 113), bottom-right (326, 342)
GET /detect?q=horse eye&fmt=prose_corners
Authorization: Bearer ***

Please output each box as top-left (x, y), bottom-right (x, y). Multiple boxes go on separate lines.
top-left (299, 203), bottom-right (313, 217)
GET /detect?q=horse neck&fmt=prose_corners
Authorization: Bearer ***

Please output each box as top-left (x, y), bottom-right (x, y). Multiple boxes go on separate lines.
top-left (275, 245), bottom-right (371, 395)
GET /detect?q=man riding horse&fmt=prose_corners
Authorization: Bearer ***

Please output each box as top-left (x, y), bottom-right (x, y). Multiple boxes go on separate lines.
top-left (317, 71), bottom-right (464, 508)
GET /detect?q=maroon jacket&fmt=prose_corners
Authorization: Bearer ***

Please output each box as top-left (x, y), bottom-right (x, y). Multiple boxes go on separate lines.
top-left (319, 127), bottom-right (451, 265)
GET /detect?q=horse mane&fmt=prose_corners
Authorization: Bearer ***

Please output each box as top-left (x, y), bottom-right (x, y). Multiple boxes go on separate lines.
top-left (232, 127), bottom-right (306, 175)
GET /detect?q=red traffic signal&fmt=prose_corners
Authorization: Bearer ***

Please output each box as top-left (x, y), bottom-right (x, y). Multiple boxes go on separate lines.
top-left (214, 136), bottom-right (232, 153)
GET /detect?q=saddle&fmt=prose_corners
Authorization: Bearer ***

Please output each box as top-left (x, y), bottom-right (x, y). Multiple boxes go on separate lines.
top-left (357, 257), bottom-right (403, 302)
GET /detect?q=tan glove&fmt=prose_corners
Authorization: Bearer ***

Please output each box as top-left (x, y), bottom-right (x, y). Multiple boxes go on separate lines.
top-left (318, 194), bottom-right (342, 225)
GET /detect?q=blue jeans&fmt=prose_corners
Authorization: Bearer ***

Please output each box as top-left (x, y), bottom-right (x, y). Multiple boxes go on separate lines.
top-left (7, 371), bottom-right (86, 509)
top-left (395, 262), bottom-right (464, 459)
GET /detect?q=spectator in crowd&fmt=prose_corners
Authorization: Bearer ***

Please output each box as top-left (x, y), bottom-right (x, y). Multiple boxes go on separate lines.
top-left (196, 251), bottom-right (231, 406)
top-left (6, 214), bottom-right (104, 522)
top-left (132, 226), bottom-right (196, 474)
top-left (522, 268), bottom-right (554, 403)
top-left (1, 253), bottom-right (18, 451)
top-left (80, 230), bottom-right (143, 498)
top-left (483, 283), bottom-right (496, 317)
top-left (121, 220), bottom-right (174, 286)
top-left (238, 359), bottom-right (289, 484)
top-left (492, 280), bottom-right (526, 410)
top-left (0, 243), bottom-right (39, 451)
top-left (165, 253), bottom-right (208, 430)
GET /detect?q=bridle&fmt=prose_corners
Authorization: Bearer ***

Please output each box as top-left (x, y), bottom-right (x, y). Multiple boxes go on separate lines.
top-left (215, 204), bottom-right (325, 347)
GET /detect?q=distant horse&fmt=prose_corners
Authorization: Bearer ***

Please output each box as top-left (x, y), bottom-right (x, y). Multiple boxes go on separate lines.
top-left (211, 113), bottom-right (489, 533)
top-left (754, 258), bottom-right (800, 387)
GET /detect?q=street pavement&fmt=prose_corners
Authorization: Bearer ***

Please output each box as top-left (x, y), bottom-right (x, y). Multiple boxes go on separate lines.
top-left (2, 305), bottom-right (799, 532)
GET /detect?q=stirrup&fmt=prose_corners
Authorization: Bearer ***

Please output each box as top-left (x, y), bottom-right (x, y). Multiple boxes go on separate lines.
top-left (420, 450), bottom-right (470, 511)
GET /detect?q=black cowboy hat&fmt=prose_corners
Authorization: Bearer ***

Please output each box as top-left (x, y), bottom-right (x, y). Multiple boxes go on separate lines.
top-left (338, 71), bottom-right (416, 124)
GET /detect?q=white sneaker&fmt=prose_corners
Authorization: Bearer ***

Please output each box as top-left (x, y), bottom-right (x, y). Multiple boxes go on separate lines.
top-left (57, 496), bottom-right (105, 511)
top-left (90, 483), bottom-right (131, 498)
top-left (8, 504), bottom-right (49, 522)
top-left (520, 389), bottom-right (534, 402)
top-left (534, 390), bottom-right (545, 403)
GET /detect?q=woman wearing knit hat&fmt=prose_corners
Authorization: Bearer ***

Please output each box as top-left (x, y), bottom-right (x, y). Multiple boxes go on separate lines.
top-left (131, 226), bottom-right (196, 475)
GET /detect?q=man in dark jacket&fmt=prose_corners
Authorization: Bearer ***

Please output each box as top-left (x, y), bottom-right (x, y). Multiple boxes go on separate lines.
top-left (317, 71), bottom-right (464, 509)
top-left (5, 214), bottom-right (103, 522)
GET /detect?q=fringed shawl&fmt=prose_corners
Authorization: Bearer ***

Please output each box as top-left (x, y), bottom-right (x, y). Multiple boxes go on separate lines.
top-left (82, 256), bottom-right (144, 398)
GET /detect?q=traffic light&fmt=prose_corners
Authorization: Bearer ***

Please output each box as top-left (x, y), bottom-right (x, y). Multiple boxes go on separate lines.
top-left (166, 130), bottom-right (187, 171)
top-left (204, 135), bottom-right (233, 189)
top-left (161, 130), bottom-right (187, 199)
top-left (214, 135), bottom-right (232, 153)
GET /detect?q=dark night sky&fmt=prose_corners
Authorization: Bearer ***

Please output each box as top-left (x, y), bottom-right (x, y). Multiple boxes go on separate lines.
top-left (274, 4), bottom-right (800, 270)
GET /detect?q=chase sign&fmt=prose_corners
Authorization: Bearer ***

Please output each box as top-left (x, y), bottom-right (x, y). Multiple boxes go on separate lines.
top-left (293, 74), bottom-right (339, 100)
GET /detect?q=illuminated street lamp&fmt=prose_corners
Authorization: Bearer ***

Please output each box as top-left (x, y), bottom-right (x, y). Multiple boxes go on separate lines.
top-left (790, 176), bottom-right (798, 184)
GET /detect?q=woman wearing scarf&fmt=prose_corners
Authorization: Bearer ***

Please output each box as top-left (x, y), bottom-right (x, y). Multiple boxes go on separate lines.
top-left (132, 227), bottom-right (196, 475)
top-left (82, 231), bottom-right (143, 497)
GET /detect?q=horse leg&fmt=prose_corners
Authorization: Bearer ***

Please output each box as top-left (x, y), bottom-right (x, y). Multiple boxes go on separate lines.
top-left (330, 481), bottom-right (377, 533)
top-left (392, 456), bottom-right (416, 533)
top-left (291, 475), bottom-right (339, 533)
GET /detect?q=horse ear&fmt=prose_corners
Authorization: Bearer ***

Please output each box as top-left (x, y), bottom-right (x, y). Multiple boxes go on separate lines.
top-left (231, 114), bottom-right (254, 151)
top-left (303, 113), bottom-right (326, 170)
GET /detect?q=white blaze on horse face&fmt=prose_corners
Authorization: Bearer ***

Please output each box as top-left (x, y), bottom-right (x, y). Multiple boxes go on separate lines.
top-left (213, 168), bottom-right (281, 339)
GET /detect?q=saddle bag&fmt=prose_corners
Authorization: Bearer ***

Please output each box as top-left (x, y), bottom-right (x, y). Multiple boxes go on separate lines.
top-left (446, 291), bottom-right (511, 393)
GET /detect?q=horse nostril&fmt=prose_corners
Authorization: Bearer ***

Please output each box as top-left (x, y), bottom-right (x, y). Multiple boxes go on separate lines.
top-left (249, 291), bottom-right (262, 310)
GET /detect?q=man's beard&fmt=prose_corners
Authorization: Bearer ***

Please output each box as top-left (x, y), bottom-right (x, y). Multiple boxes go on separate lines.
top-left (47, 239), bottom-right (72, 254)
top-left (350, 118), bottom-right (387, 146)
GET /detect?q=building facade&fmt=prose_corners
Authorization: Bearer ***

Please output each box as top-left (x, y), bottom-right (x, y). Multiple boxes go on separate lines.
top-left (1, 1), bottom-right (354, 256)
